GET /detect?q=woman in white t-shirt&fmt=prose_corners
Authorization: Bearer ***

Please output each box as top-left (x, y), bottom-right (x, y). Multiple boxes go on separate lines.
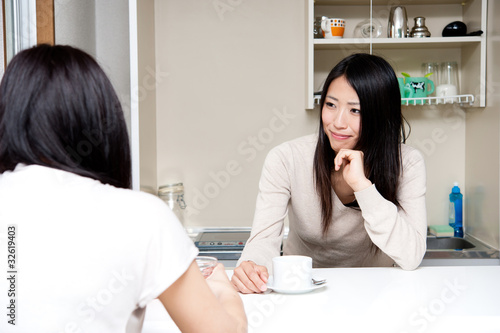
top-left (0, 44), bottom-right (246, 332)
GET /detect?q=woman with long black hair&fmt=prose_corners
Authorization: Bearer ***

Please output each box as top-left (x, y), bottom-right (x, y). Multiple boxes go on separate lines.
top-left (232, 53), bottom-right (427, 294)
top-left (0, 44), bottom-right (246, 332)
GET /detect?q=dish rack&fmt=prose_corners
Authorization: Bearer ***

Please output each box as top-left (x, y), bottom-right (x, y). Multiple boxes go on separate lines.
top-left (313, 94), bottom-right (475, 107)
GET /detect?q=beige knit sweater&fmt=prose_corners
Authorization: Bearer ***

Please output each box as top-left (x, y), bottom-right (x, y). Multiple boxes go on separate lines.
top-left (238, 134), bottom-right (427, 271)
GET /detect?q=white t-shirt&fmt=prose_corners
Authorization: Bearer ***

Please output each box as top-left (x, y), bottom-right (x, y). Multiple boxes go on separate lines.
top-left (0, 164), bottom-right (198, 333)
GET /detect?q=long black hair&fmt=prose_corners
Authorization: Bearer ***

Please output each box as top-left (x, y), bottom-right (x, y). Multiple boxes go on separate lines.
top-left (0, 44), bottom-right (131, 189)
top-left (313, 53), bottom-right (408, 235)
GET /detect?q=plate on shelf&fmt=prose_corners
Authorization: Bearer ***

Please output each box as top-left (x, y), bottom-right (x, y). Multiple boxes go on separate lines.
top-left (266, 276), bottom-right (327, 294)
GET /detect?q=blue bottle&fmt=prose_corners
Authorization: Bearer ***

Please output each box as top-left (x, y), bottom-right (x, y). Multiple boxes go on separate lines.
top-left (448, 182), bottom-right (463, 238)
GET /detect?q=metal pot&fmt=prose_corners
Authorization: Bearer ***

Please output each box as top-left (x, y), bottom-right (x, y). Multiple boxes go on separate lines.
top-left (388, 6), bottom-right (408, 38)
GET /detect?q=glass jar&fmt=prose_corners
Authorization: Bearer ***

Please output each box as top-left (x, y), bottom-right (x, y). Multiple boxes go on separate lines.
top-left (158, 183), bottom-right (187, 225)
top-left (314, 17), bottom-right (323, 38)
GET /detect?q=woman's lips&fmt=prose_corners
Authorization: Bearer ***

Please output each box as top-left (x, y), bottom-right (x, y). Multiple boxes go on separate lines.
top-left (330, 131), bottom-right (350, 140)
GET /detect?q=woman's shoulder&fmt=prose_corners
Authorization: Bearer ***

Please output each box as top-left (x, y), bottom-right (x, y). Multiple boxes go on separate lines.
top-left (41, 167), bottom-right (176, 226)
top-left (264, 134), bottom-right (318, 168)
top-left (400, 144), bottom-right (426, 175)
top-left (271, 133), bottom-right (318, 155)
top-left (92, 183), bottom-right (185, 235)
top-left (98, 183), bottom-right (169, 215)
top-left (400, 144), bottom-right (425, 162)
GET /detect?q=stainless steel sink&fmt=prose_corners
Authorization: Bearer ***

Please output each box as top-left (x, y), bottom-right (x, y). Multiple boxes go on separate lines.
top-left (426, 237), bottom-right (475, 250)
top-left (423, 234), bottom-right (499, 265)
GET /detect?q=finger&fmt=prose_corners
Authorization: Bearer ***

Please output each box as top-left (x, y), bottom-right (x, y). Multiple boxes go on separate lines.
top-left (244, 264), bottom-right (269, 292)
top-left (231, 272), bottom-right (263, 294)
top-left (231, 275), bottom-right (260, 294)
top-left (256, 266), bottom-right (269, 283)
top-left (334, 149), bottom-right (350, 171)
top-left (231, 264), bottom-right (266, 293)
top-left (335, 149), bottom-right (362, 168)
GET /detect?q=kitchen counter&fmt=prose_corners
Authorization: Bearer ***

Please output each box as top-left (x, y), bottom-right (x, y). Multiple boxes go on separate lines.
top-left (189, 227), bottom-right (500, 268)
top-left (142, 265), bottom-right (500, 333)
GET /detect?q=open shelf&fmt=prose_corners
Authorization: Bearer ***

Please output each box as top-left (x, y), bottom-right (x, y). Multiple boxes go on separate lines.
top-left (306, 0), bottom-right (487, 109)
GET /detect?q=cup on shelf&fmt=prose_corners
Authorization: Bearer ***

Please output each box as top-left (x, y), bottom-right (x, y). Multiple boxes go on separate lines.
top-left (405, 77), bottom-right (435, 105)
top-left (321, 17), bottom-right (345, 39)
top-left (398, 77), bottom-right (413, 103)
top-left (437, 61), bottom-right (459, 103)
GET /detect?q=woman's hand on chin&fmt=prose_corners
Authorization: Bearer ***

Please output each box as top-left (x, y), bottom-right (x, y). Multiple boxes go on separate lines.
top-left (334, 149), bottom-right (372, 192)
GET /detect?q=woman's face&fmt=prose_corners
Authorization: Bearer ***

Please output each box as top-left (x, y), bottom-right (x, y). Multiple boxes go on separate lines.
top-left (322, 75), bottom-right (361, 153)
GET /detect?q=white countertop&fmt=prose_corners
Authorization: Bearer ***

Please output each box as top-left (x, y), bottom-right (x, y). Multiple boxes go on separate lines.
top-left (142, 265), bottom-right (500, 333)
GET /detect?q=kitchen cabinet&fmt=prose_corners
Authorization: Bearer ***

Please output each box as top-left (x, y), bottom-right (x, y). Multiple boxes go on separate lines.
top-left (305, 0), bottom-right (487, 109)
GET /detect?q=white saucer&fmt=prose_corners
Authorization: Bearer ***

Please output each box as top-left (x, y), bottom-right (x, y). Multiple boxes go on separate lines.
top-left (266, 276), bottom-right (327, 294)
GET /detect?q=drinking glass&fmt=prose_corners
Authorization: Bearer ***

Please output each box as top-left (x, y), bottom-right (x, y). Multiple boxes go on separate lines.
top-left (438, 61), bottom-right (460, 103)
top-left (195, 256), bottom-right (218, 278)
top-left (421, 62), bottom-right (439, 96)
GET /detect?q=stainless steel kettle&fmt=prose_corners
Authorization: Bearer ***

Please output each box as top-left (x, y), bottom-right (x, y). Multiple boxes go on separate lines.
top-left (388, 6), bottom-right (408, 38)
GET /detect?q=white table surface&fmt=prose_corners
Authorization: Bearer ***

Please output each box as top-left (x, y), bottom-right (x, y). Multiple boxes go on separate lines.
top-left (142, 266), bottom-right (500, 333)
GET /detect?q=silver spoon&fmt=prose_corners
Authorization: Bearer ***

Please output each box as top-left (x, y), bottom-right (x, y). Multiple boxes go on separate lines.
top-left (312, 278), bottom-right (326, 285)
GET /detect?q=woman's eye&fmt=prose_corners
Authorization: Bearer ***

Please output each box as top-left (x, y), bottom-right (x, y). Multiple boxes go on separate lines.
top-left (351, 108), bottom-right (361, 114)
top-left (326, 102), bottom-right (336, 108)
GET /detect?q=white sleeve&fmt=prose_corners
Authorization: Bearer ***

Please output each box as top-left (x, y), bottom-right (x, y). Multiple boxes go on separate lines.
top-left (137, 203), bottom-right (199, 308)
top-left (238, 145), bottom-right (290, 270)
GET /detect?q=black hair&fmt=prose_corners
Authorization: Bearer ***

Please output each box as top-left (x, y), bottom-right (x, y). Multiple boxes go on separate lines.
top-left (313, 53), bottom-right (408, 235)
top-left (0, 44), bottom-right (131, 188)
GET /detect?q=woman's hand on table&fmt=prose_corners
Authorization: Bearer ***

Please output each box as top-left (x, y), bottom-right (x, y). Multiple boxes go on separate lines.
top-left (231, 260), bottom-right (269, 294)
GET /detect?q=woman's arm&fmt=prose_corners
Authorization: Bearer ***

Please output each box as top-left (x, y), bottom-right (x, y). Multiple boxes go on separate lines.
top-left (355, 147), bottom-right (427, 270)
top-left (237, 145), bottom-right (292, 269)
top-left (158, 262), bottom-right (247, 333)
top-left (232, 145), bottom-right (292, 292)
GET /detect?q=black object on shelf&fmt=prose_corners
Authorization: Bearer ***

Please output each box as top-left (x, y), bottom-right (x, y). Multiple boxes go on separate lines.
top-left (442, 21), bottom-right (467, 37)
top-left (466, 30), bottom-right (483, 36)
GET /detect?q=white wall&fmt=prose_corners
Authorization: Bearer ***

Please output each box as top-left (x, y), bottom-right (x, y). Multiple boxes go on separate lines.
top-left (0, 2), bottom-right (4, 77)
top-left (150, 0), bottom-right (470, 229)
top-left (152, 0), bottom-right (317, 227)
top-left (53, 0), bottom-right (499, 247)
top-left (54, 0), bottom-right (131, 132)
top-left (54, 0), bottom-right (96, 56)
top-left (95, 1), bottom-right (130, 132)
top-left (137, 0), bottom-right (158, 193)
top-left (464, 0), bottom-right (500, 250)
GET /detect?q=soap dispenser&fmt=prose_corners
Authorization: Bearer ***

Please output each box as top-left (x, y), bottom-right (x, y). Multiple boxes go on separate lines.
top-left (448, 182), bottom-right (463, 238)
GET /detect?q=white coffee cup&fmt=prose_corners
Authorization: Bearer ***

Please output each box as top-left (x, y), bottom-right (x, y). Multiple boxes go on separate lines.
top-left (272, 255), bottom-right (312, 291)
top-left (436, 83), bottom-right (457, 103)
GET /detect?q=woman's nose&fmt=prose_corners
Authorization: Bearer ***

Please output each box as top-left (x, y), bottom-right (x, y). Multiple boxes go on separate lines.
top-left (333, 109), bottom-right (348, 128)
